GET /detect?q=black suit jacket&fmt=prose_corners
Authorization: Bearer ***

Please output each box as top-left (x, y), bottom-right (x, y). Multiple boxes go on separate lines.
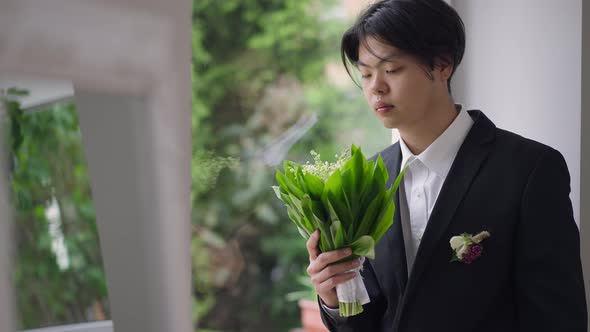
top-left (320, 110), bottom-right (587, 331)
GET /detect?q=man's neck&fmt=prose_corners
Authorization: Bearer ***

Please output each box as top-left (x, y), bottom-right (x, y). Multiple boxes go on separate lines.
top-left (399, 102), bottom-right (460, 155)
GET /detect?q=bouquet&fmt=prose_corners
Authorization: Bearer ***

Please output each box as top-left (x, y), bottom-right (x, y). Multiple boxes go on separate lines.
top-left (273, 145), bottom-right (406, 317)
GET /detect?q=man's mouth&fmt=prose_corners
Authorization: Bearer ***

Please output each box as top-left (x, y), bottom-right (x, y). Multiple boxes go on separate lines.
top-left (375, 102), bottom-right (395, 113)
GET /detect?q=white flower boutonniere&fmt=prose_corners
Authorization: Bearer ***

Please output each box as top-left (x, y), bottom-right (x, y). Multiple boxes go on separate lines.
top-left (449, 231), bottom-right (491, 264)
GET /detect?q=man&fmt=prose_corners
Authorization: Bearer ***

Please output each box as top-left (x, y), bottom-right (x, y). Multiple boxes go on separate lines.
top-left (305, 0), bottom-right (587, 331)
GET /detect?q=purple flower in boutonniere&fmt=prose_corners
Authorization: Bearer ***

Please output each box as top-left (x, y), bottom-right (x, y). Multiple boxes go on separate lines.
top-left (449, 231), bottom-right (491, 264)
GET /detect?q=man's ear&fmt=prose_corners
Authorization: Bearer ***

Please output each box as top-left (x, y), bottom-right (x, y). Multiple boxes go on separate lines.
top-left (433, 56), bottom-right (454, 82)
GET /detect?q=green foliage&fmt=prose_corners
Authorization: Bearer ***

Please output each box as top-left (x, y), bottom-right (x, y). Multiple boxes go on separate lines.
top-left (3, 96), bottom-right (107, 329)
top-left (285, 274), bottom-right (317, 302)
top-left (2, 88), bottom-right (28, 153)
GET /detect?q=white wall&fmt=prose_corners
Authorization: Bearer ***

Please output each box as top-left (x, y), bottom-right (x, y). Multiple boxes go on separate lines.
top-left (452, 0), bottom-right (582, 224)
top-left (22, 321), bottom-right (112, 332)
top-left (580, 0), bottom-right (590, 328)
top-left (0, 76), bottom-right (73, 111)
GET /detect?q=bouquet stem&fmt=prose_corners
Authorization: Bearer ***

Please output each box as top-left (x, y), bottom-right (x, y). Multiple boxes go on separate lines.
top-left (335, 257), bottom-right (370, 317)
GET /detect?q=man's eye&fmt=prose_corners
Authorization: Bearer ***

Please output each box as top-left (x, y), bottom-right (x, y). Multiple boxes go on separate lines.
top-left (386, 68), bottom-right (402, 74)
top-left (361, 74), bottom-right (371, 79)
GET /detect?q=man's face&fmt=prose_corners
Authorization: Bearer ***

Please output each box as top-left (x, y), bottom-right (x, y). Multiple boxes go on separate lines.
top-left (357, 37), bottom-right (444, 130)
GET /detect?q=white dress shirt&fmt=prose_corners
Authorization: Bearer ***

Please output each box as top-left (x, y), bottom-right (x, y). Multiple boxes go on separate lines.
top-left (322, 105), bottom-right (474, 315)
top-left (398, 106), bottom-right (474, 275)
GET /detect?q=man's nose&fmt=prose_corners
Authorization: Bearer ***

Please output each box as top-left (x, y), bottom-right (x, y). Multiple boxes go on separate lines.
top-left (370, 74), bottom-right (389, 95)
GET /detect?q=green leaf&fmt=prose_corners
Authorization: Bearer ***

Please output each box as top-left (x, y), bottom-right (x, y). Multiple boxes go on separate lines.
top-left (373, 156), bottom-right (387, 192)
top-left (392, 164), bottom-right (409, 194)
top-left (326, 190), bottom-right (352, 233)
top-left (353, 190), bottom-right (384, 240)
top-left (324, 169), bottom-right (343, 202)
top-left (272, 186), bottom-right (282, 200)
top-left (285, 203), bottom-right (300, 223)
top-left (370, 187), bottom-right (395, 244)
top-left (303, 172), bottom-right (324, 199)
top-left (309, 197), bottom-right (327, 221)
top-left (287, 192), bottom-right (303, 213)
top-left (358, 163), bottom-right (378, 212)
top-left (279, 190), bottom-right (293, 206)
top-left (357, 155), bottom-right (371, 198)
top-left (296, 167), bottom-right (308, 193)
top-left (350, 146), bottom-right (364, 194)
top-left (340, 168), bottom-right (357, 218)
top-left (286, 205), bottom-right (307, 236)
top-left (283, 160), bottom-right (298, 174)
top-left (284, 161), bottom-right (298, 182)
top-left (275, 171), bottom-right (289, 193)
top-left (282, 192), bottom-right (312, 236)
top-left (363, 160), bottom-right (376, 185)
top-left (360, 178), bottom-right (379, 211)
top-left (339, 189), bottom-right (355, 236)
top-left (302, 194), bottom-right (333, 251)
top-left (322, 169), bottom-right (352, 229)
top-left (330, 220), bottom-right (346, 248)
top-left (349, 235), bottom-right (375, 259)
top-left (364, 161), bottom-right (408, 244)
top-left (276, 171), bottom-right (304, 199)
top-left (324, 197), bottom-right (341, 223)
top-left (297, 226), bottom-right (311, 240)
top-left (287, 193), bottom-right (314, 232)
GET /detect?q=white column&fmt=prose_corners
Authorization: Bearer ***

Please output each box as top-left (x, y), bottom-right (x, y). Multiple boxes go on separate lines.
top-left (0, 101), bottom-right (15, 332)
top-left (76, 92), bottom-right (191, 332)
top-left (581, 0), bottom-right (590, 327)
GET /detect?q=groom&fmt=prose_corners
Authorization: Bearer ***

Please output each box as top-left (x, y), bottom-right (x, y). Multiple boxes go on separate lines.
top-left (305, 0), bottom-right (588, 331)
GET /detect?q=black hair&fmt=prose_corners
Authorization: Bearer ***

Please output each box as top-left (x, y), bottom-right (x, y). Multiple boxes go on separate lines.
top-left (341, 0), bottom-right (465, 93)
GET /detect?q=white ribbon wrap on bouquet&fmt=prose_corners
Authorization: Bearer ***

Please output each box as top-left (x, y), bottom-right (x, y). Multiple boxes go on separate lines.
top-left (335, 257), bottom-right (370, 305)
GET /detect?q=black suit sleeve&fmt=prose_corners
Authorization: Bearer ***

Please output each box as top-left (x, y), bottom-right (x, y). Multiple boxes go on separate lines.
top-left (515, 148), bottom-right (587, 331)
top-left (319, 259), bottom-right (387, 331)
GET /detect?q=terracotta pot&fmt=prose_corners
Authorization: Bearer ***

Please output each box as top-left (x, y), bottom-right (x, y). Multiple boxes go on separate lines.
top-left (298, 298), bottom-right (330, 332)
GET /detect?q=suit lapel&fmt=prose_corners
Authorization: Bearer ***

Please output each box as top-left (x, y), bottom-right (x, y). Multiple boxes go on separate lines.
top-left (370, 143), bottom-right (408, 296)
top-left (399, 110), bottom-right (496, 310)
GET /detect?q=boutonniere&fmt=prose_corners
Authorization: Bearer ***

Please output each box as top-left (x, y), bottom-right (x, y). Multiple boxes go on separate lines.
top-left (449, 231), bottom-right (491, 264)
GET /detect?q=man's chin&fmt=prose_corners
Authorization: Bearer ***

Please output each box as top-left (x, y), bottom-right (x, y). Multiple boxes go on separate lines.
top-left (380, 120), bottom-right (399, 129)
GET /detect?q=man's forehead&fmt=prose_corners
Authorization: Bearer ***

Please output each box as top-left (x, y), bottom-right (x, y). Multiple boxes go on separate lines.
top-left (357, 49), bottom-right (405, 67)
top-left (357, 37), bottom-right (406, 67)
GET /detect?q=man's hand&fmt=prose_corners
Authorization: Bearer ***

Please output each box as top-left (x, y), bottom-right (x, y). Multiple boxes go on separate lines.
top-left (306, 230), bottom-right (361, 308)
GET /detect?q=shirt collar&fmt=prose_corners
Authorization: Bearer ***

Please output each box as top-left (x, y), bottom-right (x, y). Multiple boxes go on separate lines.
top-left (399, 105), bottom-right (474, 178)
